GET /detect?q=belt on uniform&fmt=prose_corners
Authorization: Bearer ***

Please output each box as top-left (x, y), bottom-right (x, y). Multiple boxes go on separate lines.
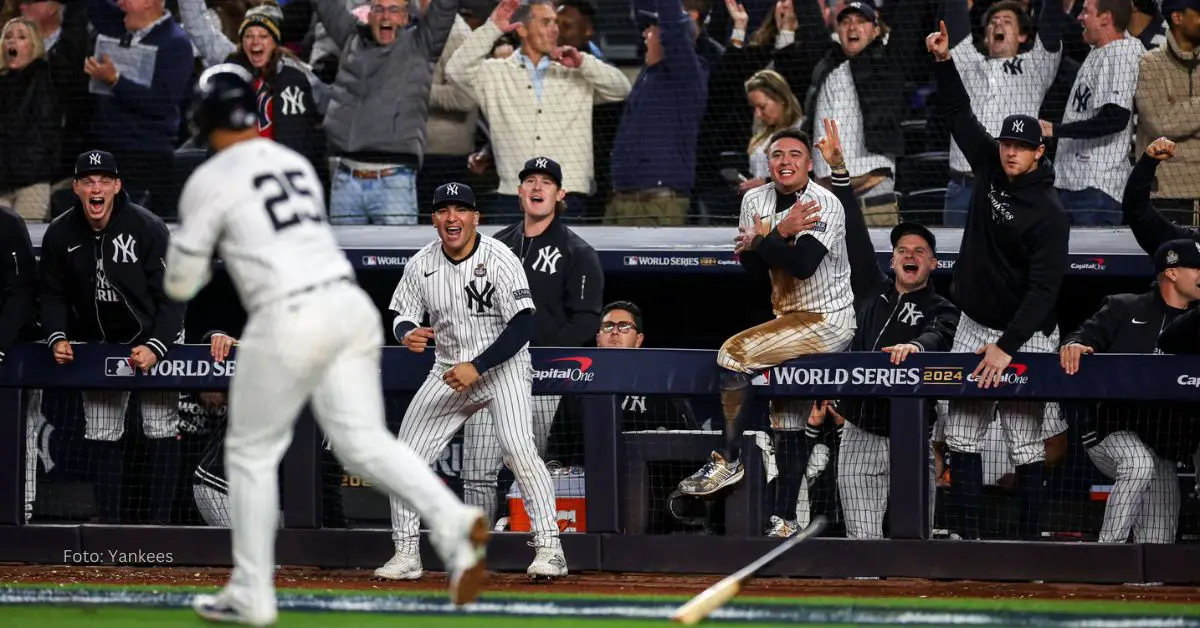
top-left (338, 163), bottom-right (406, 179)
top-left (283, 276), bottom-right (355, 300)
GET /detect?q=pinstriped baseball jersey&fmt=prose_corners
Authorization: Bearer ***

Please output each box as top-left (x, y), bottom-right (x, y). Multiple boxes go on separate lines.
top-left (173, 138), bottom-right (353, 313)
top-left (739, 181), bottom-right (853, 316)
top-left (390, 234), bottom-right (536, 368)
top-left (949, 38), bottom-right (1060, 175)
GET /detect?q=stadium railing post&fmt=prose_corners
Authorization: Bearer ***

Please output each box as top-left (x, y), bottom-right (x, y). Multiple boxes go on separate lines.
top-left (0, 389), bottom-right (21, 525)
top-left (889, 397), bottom-right (930, 540)
top-left (582, 394), bottom-right (621, 534)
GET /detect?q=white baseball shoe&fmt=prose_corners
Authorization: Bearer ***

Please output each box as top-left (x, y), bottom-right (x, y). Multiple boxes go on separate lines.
top-left (192, 592), bottom-right (276, 626)
top-left (374, 549), bottom-right (423, 581)
top-left (678, 451), bottom-right (744, 496)
top-left (765, 515), bottom-right (799, 538)
top-left (526, 546), bottom-right (568, 580)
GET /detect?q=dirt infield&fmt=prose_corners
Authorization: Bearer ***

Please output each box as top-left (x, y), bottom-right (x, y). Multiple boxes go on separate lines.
top-left (1, 565), bottom-right (1198, 603)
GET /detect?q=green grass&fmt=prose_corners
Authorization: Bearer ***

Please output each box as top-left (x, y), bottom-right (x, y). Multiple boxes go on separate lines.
top-left (6, 581), bottom-right (1200, 617)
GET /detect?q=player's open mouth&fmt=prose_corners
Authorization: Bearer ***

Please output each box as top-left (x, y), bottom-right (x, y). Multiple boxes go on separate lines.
top-left (445, 225), bottom-right (462, 238)
top-left (846, 33), bottom-right (861, 44)
top-left (778, 168), bottom-right (795, 177)
top-left (901, 262), bottom-right (919, 273)
top-left (993, 32), bottom-right (1005, 42)
top-left (531, 194), bottom-right (545, 203)
top-left (88, 196), bottom-right (105, 212)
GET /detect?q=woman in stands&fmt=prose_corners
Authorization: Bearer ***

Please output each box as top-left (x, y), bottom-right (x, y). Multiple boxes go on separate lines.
top-left (0, 17), bottom-right (60, 222)
top-left (177, 0), bottom-right (327, 176)
top-left (741, 69), bottom-right (804, 191)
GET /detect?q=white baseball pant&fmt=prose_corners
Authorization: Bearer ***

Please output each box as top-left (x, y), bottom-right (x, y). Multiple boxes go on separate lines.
top-left (942, 314), bottom-right (1059, 465)
top-left (1086, 431), bottom-right (1179, 544)
top-left (461, 394), bottom-right (561, 525)
top-left (837, 421), bottom-right (937, 539)
top-left (81, 389), bottom-right (178, 441)
top-left (193, 484), bottom-right (283, 529)
top-left (222, 283), bottom-right (471, 620)
top-left (717, 308), bottom-right (855, 430)
top-left (389, 359), bottom-right (560, 552)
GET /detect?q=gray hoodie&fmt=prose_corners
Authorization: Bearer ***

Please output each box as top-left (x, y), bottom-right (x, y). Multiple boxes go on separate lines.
top-left (317, 0), bottom-right (458, 164)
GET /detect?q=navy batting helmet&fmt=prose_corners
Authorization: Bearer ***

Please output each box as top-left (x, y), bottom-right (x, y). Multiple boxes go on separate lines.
top-left (193, 63), bottom-right (259, 137)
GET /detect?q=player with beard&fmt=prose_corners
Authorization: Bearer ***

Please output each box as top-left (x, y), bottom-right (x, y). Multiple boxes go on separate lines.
top-left (927, 22), bottom-right (1070, 540)
top-left (460, 156), bottom-right (603, 527)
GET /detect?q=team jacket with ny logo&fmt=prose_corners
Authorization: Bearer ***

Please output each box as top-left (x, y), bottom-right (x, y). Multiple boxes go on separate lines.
top-left (38, 191), bottom-right (185, 358)
top-left (492, 217), bottom-right (604, 348)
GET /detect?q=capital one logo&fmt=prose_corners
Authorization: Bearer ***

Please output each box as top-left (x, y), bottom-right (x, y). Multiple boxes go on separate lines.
top-left (534, 356), bottom-right (595, 382)
top-left (1177, 374), bottom-right (1200, 388)
top-left (966, 363), bottom-right (1030, 385)
top-left (1070, 257), bottom-right (1106, 271)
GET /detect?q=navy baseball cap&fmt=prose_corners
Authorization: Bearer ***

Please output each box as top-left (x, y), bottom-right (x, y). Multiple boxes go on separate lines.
top-left (519, 156), bottom-right (563, 188)
top-left (997, 114), bottom-right (1042, 147)
top-left (838, 1), bottom-right (878, 23)
top-left (890, 222), bottom-right (937, 252)
top-left (74, 150), bottom-right (119, 178)
top-left (1154, 238), bottom-right (1200, 274)
top-left (431, 182), bottom-right (476, 211)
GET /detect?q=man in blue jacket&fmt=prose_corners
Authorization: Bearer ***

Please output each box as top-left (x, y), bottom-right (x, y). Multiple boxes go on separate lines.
top-left (605, 0), bottom-right (708, 226)
top-left (84, 0), bottom-right (194, 217)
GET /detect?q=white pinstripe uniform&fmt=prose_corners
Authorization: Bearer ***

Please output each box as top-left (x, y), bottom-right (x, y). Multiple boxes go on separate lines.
top-left (1085, 431), bottom-right (1179, 544)
top-left (725, 182), bottom-right (856, 428)
top-left (166, 139), bottom-right (477, 620)
top-left (386, 235), bottom-right (561, 554)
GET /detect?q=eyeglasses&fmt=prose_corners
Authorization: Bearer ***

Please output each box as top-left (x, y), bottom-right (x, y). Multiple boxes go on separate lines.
top-left (600, 321), bottom-right (637, 334)
top-left (370, 5), bottom-right (405, 14)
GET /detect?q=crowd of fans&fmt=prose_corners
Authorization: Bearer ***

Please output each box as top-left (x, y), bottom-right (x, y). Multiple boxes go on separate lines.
top-left (0, 0), bottom-right (1195, 226)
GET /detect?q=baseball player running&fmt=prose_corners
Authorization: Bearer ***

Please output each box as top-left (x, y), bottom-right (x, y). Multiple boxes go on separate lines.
top-left (164, 65), bottom-right (490, 626)
top-left (462, 156), bottom-right (604, 527)
top-left (678, 128), bottom-right (856, 498)
top-left (928, 22), bottom-right (1070, 540)
top-left (1061, 239), bottom-right (1200, 543)
top-left (817, 118), bottom-right (959, 539)
top-left (377, 181), bottom-right (567, 581)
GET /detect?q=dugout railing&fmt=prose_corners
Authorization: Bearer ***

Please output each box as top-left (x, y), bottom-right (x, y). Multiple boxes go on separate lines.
top-left (1, 344), bottom-right (1199, 584)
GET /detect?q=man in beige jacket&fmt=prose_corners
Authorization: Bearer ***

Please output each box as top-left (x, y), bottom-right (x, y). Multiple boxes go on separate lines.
top-left (446, 0), bottom-right (631, 221)
top-left (1135, 0), bottom-right (1200, 227)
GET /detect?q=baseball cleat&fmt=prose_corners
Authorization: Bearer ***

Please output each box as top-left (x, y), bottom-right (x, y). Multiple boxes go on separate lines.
top-left (526, 547), bottom-right (568, 580)
top-left (765, 515), bottom-right (800, 538)
top-left (446, 511), bottom-right (491, 605)
top-left (192, 593), bottom-right (276, 626)
top-left (374, 550), bottom-right (423, 581)
top-left (678, 451), bottom-right (744, 496)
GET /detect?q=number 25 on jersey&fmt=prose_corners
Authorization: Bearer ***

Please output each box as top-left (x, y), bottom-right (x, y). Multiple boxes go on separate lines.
top-left (253, 169), bottom-right (324, 232)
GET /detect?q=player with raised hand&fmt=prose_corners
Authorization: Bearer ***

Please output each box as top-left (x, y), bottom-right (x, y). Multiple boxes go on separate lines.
top-left (377, 181), bottom-right (567, 582)
top-left (815, 117), bottom-right (959, 539)
top-left (1122, 137), bottom-right (1199, 256)
top-left (927, 21), bottom-right (1070, 540)
top-left (676, 128), bottom-right (855, 503)
top-left (164, 65), bottom-right (491, 626)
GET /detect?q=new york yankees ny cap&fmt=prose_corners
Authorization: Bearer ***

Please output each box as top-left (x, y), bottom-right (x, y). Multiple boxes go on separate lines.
top-left (890, 221), bottom-right (937, 252)
top-left (838, 1), bottom-right (878, 23)
top-left (519, 156), bottom-right (563, 188)
top-left (75, 150), bottom-right (119, 178)
top-left (997, 114), bottom-right (1042, 147)
top-left (432, 181), bottom-right (476, 211)
top-left (1154, 239), bottom-right (1200, 274)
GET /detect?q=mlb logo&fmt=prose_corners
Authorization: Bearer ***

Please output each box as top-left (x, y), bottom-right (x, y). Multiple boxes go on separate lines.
top-left (623, 256), bottom-right (639, 266)
top-left (751, 371), bottom-right (770, 386)
top-left (105, 357), bottom-right (135, 377)
top-left (811, 221), bottom-right (827, 233)
top-left (362, 256), bottom-right (377, 266)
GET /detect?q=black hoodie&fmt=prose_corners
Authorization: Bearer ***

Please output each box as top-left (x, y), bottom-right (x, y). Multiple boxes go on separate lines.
top-left (934, 59), bottom-right (1070, 355)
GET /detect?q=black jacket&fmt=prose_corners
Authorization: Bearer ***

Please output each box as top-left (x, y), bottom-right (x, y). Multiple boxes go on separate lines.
top-left (830, 170), bottom-right (959, 437)
top-left (1066, 289), bottom-right (1196, 461)
top-left (39, 191), bottom-right (185, 358)
top-left (935, 59), bottom-right (1070, 355)
top-left (801, 1), bottom-right (927, 162)
top-left (1158, 307), bottom-right (1200, 354)
top-left (493, 217), bottom-right (604, 347)
top-left (0, 208), bottom-right (38, 363)
top-left (1122, 154), bottom-right (1200, 257)
top-left (0, 59), bottom-right (62, 190)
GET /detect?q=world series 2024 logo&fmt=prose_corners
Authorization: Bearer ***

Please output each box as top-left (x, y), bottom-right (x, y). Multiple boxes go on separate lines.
top-left (922, 364), bottom-right (1030, 386)
top-left (105, 357), bottom-right (236, 378)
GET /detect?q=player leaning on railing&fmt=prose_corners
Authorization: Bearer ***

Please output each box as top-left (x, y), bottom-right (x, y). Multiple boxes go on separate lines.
top-left (38, 150), bottom-right (186, 525)
top-left (816, 116), bottom-right (959, 541)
